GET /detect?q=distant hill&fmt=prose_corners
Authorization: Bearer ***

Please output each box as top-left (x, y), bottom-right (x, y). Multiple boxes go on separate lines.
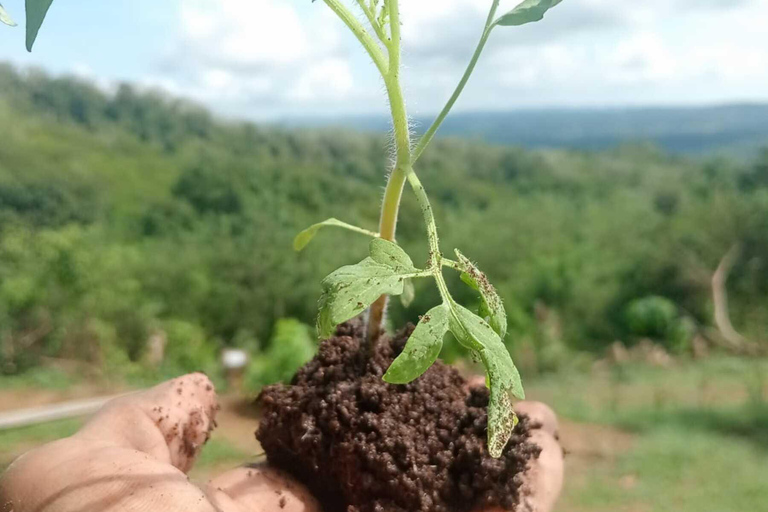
top-left (286, 104), bottom-right (768, 157)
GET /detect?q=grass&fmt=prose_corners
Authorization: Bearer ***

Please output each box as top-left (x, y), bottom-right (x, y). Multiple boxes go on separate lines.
top-left (524, 356), bottom-right (768, 512)
top-left (188, 437), bottom-right (254, 481)
top-left (0, 366), bottom-right (81, 390)
top-left (562, 426), bottom-right (768, 512)
top-left (0, 418), bottom-right (83, 469)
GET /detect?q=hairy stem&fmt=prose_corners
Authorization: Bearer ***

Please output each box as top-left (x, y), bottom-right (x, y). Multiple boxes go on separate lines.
top-left (405, 168), bottom-right (454, 304)
top-left (411, 0), bottom-right (500, 164)
top-left (323, 0), bottom-right (388, 76)
top-left (367, 0), bottom-right (411, 342)
top-left (356, 0), bottom-right (388, 43)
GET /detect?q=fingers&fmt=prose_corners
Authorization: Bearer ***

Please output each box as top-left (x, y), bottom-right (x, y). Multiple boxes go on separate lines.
top-left (513, 401), bottom-right (563, 512)
top-left (0, 373), bottom-right (222, 512)
top-left (76, 373), bottom-right (218, 472)
top-left (0, 431), bottom-right (219, 512)
top-left (519, 429), bottom-right (564, 512)
top-left (514, 401), bottom-right (559, 438)
top-left (207, 464), bottom-right (321, 512)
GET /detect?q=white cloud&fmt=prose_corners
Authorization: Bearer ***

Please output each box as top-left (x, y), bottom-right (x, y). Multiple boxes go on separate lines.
top-left (179, 0), bottom-right (311, 68)
top-left (136, 0), bottom-right (768, 117)
top-left (142, 0), bottom-right (360, 117)
top-left (290, 57), bottom-right (354, 101)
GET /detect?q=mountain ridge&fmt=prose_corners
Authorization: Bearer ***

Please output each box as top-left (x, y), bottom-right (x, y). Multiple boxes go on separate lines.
top-left (282, 103), bottom-right (768, 156)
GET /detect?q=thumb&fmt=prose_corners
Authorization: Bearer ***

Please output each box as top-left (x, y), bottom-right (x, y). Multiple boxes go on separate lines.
top-left (76, 373), bottom-right (218, 472)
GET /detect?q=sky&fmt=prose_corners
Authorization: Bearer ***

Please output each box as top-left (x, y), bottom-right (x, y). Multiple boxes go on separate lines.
top-left (0, 0), bottom-right (766, 120)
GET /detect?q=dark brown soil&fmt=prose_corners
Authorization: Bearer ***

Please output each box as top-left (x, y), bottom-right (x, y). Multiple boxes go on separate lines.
top-left (257, 321), bottom-right (540, 512)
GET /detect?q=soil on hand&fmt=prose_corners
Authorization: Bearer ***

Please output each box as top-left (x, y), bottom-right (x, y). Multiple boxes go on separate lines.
top-left (257, 322), bottom-right (540, 512)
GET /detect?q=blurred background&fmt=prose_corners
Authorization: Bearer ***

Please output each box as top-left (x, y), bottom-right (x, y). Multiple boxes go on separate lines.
top-left (1, 1), bottom-right (767, 510)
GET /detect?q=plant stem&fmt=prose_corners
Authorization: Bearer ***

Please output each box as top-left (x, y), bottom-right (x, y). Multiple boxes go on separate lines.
top-left (368, 0), bottom-right (411, 342)
top-left (404, 168), bottom-right (454, 304)
top-left (323, 0), bottom-right (388, 77)
top-left (356, 0), bottom-right (388, 43)
top-left (441, 258), bottom-right (463, 272)
top-left (411, 0), bottom-right (500, 164)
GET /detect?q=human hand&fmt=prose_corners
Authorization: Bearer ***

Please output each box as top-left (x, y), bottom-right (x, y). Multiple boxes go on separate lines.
top-left (0, 374), bottom-right (562, 512)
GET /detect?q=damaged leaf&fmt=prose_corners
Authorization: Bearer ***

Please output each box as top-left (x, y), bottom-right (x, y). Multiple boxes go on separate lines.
top-left (317, 239), bottom-right (421, 338)
top-left (384, 304), bottom-right (449, 384)
top-left (456, 249), bottom-right (507, 339)
top-left (448, 303), bottom-right (523, 457)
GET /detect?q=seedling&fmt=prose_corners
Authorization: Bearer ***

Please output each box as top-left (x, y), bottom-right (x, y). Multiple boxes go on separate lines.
top-left (4, 0), bottom-right (564, 458)
top-left (295, 0), bottom-right (564, 457)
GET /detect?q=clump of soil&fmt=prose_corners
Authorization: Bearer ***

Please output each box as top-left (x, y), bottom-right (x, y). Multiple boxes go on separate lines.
top-left (257, 321), bottom-right (540, 512)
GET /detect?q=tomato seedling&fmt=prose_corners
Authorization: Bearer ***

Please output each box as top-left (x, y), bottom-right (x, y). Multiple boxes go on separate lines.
top-left (295, 0), bottom-right (563, 457)
top-left (4, 0), bottom-right (564, 458)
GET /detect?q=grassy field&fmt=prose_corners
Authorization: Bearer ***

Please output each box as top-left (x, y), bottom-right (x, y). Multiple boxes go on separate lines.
top-left (526, 357), bottom-right (768, 512)
top-left (1, 357), bottom-right (766, 511)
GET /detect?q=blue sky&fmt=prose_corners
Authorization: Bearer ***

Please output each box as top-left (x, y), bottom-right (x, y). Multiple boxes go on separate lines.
top-left (0, 0), bottom-right (766, 120)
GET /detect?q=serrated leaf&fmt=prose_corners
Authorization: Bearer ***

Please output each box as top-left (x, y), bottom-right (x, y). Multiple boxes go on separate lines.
top-left (369, 238), bottom-right (416, 273)
top-left (293, 218), bottom-right (377, 252)
top-left (400, 278), bottom-right (415, 308)
top-left (26, 0), bottom-right (55, 51)
top-left (448, 303), bottom-right (523, 457)
top-left (384, 304), bottom-right (448, 384)
top-left (0, 3), bottom-right (17, 26)
top-left (455, 249), bottom-right (507, 339)
top-left (494, 0), bottom-right (563, 27)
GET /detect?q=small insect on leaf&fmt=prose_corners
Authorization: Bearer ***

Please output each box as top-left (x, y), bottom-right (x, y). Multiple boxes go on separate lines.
top-left (400, 278), bottom-right (415, 308)
top-left (448, 303), bottom-right (523, 457)
top-left (316, 239), bottom-right (421, 338)
top-left (0, 3), bottom-right (17, 26)
top-left (26, 0), bottom-right (55, 51)
top-left (494, 0), bottom-right (563, 28)
top-left (384, 304), bottom-right (449, 384)
top-left (455, 249), bottom-right (507, 339)
top-left (293, 218), bottom-right (378, 252)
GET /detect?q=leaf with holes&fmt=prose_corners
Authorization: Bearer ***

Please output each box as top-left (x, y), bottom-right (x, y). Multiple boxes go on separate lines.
top-left (384, 304), bottom-right (449, 384)
top-left (400, 278), bottom-right (415, 308)
top-left (317, 239), bottom-right (421, 338)
top-left (369, 237), bottom-right (416, 273)
top-left (448, 303), bottom-right (523, 457)
top-left (456, 249), bottom-right (507, 338)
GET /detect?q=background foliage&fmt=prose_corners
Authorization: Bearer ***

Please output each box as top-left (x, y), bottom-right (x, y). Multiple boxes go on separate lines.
top-left (1, 64), bottom-right (767, 383)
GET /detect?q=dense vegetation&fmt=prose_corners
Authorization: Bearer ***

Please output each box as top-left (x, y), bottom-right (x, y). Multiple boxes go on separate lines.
top-left (1, 63), bottom-right (766, 382)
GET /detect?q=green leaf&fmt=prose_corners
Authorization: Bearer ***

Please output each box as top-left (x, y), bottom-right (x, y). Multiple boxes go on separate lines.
top-left (400, 278), bottom-right (415, 308)
top-left (293, 218), bottom-right (377, 251)
top-left (369, 238), bottom-right (416, 273)
top-left (494, 0), bottom-right (563, 27)
top-left (316, 240), bottom-right (421, 338)
top-left (25, 0), bottom-right (54, 51)
top-left (0, 3), bottom-right (17, 26)
top-left (455, 250), bottom-right (507, 339)
top-left (317, 258), bottom-right (405, 338)
top-left (384, 304), bottom-right (449, 384)
top-left (448, 303), bottom-right (523, 457)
